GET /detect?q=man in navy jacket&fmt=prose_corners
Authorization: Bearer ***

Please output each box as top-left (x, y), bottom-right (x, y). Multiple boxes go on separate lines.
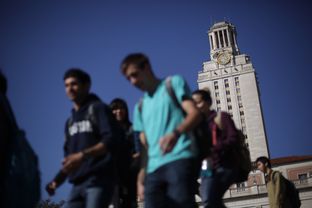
top-left (46, 69), bottom-right (116, 208)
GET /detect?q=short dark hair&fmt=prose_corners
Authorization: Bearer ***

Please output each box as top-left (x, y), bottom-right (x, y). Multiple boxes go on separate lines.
top-left (192, 89), bottom-right (212, 105)
top-left (63, 68), bottom-right (91, 85)
top-left (256, 156), bottom-right (271, 168)
top-left (0, 70), bottom-right (7, 95)
top-left (120, 53), bottom-right (151, 74)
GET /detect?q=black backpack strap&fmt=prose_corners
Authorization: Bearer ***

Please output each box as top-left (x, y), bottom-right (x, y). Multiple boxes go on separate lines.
top-left (138, 98), bottom-right (143, 113)
top-left (271, 170), bottom-right (282, 184)
top-left (165, 77), bottom-right (186, 116)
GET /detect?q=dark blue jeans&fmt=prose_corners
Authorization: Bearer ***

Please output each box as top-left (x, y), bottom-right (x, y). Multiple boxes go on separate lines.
top-left (144, 158), bottom-right (199, 208)
top-left (200, 166), bottom-right (237, 208)
top-left (65, 176), bottom-right (114, 208)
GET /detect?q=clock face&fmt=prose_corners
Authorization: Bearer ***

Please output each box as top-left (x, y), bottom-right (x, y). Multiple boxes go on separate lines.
top-left (217, 52), bottom-right (231, 65)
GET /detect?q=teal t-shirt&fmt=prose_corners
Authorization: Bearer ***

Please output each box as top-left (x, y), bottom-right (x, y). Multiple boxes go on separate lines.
top-left (133, 75), bottom-right (196, 173)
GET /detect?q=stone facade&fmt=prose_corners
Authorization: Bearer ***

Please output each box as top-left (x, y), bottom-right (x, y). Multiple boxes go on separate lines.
top-left (198, 21), bottom-right (269, 161)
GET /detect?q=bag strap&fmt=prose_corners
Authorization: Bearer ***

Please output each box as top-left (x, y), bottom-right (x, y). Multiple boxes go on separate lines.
top-left (138, 76), bottom-right (178, 113)
top-left (271, 170), bottom-right (281, 184)
top-left (212, 123), bottom-right (217, 146)
top-left (214, 111), bottom-right (222, 130)
top-left (138, 98), bottom-right (143, 113)
top-left (165, 76), bottom-right (186, 115)
top-left (66, 102), bottom-right (99, 139)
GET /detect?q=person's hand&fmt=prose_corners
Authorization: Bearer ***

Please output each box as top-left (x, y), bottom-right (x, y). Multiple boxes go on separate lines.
top-left (62, 152), bottom-right (84, 173)
top-left (159, 133), bottom-right (178, 154)
top-left (137, 181), bottom-right (144, 201)
top-left (45, 181), bottom-right (57, 196)
top-left (137, 169), bottom-right (145, 201)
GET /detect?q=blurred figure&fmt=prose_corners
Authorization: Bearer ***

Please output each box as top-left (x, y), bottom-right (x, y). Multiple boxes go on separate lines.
top-left (192, 89), bottom-right (239, 208)
top-left (0, 70), bottom-right (10, 199)
top-left (46, 68), bottom-right (117, 208)
top-left (110, 98), bottom-right (140, 208)
top-left (121, 53), bottom-right (201, 208)
top-left (0, 70), bottom-right (40, 208)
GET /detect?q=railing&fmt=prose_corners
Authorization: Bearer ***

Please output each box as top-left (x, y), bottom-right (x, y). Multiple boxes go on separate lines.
top-left (223, 176), bottom-right (312, 199)
top-left (136, 176), bottom-right (312, 207)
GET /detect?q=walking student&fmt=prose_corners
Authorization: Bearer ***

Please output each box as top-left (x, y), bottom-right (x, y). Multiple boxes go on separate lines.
top-left (256, 156), bottom-right (293, 208)
top-left (121, 53), bottom-right (202, 208)
top-left (46, 69), bottom-right (116, 208)
top-left (110, 98), bottom-right (140, 208)
top-left (192, 89), bottom-right (239, 208)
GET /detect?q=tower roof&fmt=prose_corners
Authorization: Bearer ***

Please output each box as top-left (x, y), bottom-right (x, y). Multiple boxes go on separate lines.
top-left (209, 21), bottom-right (235, 33)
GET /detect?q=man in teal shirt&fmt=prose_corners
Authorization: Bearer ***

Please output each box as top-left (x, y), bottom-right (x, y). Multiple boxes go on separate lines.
top-left (121, 53), bottom-right (201, 208)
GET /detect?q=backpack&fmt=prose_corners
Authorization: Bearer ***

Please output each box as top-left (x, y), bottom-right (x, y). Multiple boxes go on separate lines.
top-left (137, 77), bottom-right (212, 161)
top-left (272, 171), bottom-right (301, 208)
top-left (214, 111), bottom-right (251, 183)
top-left (3, 95), bottom-right (41, 208)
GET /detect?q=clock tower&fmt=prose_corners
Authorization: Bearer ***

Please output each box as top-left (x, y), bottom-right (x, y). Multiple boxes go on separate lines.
top-left (198, 21), bottom-right (269, 161)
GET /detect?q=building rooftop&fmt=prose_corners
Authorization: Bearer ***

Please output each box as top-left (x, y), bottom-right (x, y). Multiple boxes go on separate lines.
top-left (271, 155), bottom-right (312, 166)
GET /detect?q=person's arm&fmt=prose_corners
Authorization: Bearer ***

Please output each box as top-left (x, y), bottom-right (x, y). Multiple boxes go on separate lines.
top-left (62, 103), bottom-right (113, 173)
top-left (159, 76), bottom-right (202, 154)
top-left (159, 99), bottom-right (201, 154)
top-left (272, 171), bottom-right (283, 207)
top-left (46, 170), bottom-right (68, 196)
top-left (62, 142), bottom-right (107, 173)
top-left (137, 132), bottom-right (147, 201)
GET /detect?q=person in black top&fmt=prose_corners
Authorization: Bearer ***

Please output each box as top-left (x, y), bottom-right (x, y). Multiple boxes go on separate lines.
top-left (110, 98), bottom-right (140, 208)
top-left (46, 68), bottom-right (116, 208)
top-left (1, 70), bottom-right (40, 208)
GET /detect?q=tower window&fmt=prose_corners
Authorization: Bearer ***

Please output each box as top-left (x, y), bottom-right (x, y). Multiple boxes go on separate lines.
top-left (231, 31), bottom-right (235, 46)
top-left (224, 29), bottom-right (229, 47)
top-left (210, 35), bottom-right (214, 49)
top-left (215, 32), bottom-right (219, 48)
top-left (219, 30), bottom-right (224, 48)
top-left (226, 90), bottom-right (230, 95)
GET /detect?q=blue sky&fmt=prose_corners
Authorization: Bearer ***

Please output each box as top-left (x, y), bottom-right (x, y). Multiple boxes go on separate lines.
top-left (1, 0), bottom-right (311, 202)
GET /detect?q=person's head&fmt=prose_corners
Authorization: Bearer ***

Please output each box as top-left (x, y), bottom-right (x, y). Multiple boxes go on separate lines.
top-left (256, 156), bottom-right (271, 173)
top-left (110, 98), bottom-right (130, 123)
top-left (63, 68), bottom-right (91, 103)
top-left (0, 70), bottom-right (7, 95)
top-left (192, 89), bottom-right (212, 113)
top-left (120, 53), bottom-right (154, 91)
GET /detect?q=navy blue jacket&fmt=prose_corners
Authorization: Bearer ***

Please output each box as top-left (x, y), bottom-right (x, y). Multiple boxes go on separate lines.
top-left (64, 94), bottom-right (115, 184)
